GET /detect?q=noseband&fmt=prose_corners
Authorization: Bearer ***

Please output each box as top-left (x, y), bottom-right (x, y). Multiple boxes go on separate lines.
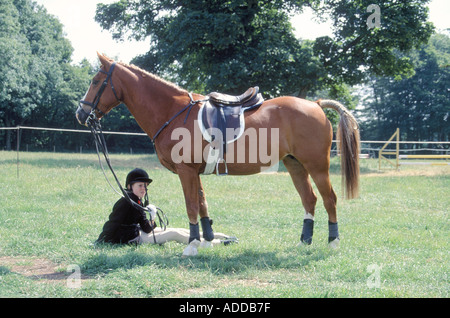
top-left (79, 62), bottom-right (120, 121)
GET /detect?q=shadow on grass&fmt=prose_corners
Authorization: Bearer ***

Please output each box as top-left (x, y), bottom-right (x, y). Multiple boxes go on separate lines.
top-left (0, 266), bottom-right (11, 275)
top-left (81, 244), bottom-right (333, 277)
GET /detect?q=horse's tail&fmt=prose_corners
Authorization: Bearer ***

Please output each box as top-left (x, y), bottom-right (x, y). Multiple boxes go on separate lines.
top-left (317, 99), bottom-right (360, 199)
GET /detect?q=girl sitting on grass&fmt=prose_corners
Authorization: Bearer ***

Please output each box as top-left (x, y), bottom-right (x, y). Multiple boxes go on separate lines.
top-left (96, 168), bottom-right (237, 247)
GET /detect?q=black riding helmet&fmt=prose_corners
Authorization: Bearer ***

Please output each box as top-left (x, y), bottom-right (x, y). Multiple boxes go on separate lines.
top-left (125, 168), bottom-right (152, 188)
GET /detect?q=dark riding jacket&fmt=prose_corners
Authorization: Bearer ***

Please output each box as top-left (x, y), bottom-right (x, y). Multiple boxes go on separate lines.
top-left (96, 191), bottom-right (154, 244)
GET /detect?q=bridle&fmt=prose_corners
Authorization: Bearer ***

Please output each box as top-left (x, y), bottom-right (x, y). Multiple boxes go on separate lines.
top-left (79, 62), bottom-right (120, 124)
top-left (79, 61), bottom-right (207, 142)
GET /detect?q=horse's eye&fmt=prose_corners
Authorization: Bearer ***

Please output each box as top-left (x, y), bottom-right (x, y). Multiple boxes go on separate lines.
top-left (92, 80), bottom-right (99, 86)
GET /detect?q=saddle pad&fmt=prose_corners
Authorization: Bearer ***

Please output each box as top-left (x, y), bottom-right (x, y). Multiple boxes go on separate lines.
top-left (197, 101), bottom-right (260, 145)
top-left (197, 95), bottom-right (263, 175)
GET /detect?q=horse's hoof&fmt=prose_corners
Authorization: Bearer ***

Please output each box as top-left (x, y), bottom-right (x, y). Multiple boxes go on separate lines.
top-left (199, 240), bottom-right (213, 249)
top-left (182, 239), bottom-right (200, 257)
top-left (299, 234), bottom-right (312, 246)
top-left (328, 237), bottom-right (340, 249)
top-left (297, 240), bottom-right (311, 247)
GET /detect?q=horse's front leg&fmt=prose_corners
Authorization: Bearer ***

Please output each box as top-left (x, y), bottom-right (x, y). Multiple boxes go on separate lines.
top-left (177, 165), bottom-right (214, 243)
top-left (198, 177), bottom-right (214, 241)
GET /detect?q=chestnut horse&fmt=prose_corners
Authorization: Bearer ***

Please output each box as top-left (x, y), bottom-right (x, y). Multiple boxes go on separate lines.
top-left (76, 53), bottom-right (360, 251)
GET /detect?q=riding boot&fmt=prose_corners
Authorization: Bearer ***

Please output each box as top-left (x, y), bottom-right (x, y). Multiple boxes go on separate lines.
top-left (200, 217), bottom-right (215, 241)
top-left (189, 222), bottom-right (200, 243)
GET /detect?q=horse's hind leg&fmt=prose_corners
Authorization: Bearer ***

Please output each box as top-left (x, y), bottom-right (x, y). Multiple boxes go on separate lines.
top-left (283, 155), bottom-right (317, 245)
top-left (307, 165), bottom-right (340, 247)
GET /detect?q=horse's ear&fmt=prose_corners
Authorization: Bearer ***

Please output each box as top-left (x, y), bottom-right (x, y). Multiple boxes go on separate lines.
top-left (97, 52), bottom-right (112, 66)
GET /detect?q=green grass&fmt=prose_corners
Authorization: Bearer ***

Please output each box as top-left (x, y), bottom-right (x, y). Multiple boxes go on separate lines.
top-left (0, 151), bottom-right (448, 298)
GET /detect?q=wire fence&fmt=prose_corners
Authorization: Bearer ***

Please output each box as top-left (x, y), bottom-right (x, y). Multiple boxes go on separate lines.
top-left (1, 126), bottom-right (449, 177)
top-left (1, 125), bottom-right (449, 157)
top-left (0, 126), bottom-right (154, 154)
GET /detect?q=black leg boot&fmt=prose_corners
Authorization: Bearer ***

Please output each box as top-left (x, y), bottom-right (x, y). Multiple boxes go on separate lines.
top-left (189, 222), bottom-right (200, 243)
top-left (200, 217), bottom-right (214, 241)
top-left (300, 219), bottom-right (314, 245)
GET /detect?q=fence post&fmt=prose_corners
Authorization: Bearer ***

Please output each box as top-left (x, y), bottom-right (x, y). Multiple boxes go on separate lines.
top-left (395, 127), bottom-right (399, 169)
top-left (378, 128), bottom-right (400, 170)
top-left (16, 126), bottom-right (20, 178)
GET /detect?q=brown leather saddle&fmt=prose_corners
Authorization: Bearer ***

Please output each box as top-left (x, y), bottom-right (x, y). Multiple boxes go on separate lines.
top-left (207, 87), bottom-right (262, 107)
top-left (198, 86), bottom-right (264, 175)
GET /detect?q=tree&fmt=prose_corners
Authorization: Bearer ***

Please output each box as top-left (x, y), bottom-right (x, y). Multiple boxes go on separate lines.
top-left (358, 33), bottom-right (450, 141)
top-left (312, 0), bottom-right (434, 87)
top-left (95, 0), bottom-right (434, 102)
top-left (0, 0), bottom-right (32, 149)
top-left (96, 0), bottom-right (325, 98)
top-left (0, 0), bottom-right (94, 151)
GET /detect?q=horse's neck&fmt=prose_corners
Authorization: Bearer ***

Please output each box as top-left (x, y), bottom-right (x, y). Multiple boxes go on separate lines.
top-left (119, 65), bottom-right (186, 139)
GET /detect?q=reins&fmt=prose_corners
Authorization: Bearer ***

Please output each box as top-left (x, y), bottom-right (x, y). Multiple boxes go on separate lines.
top-left (88, 116), bottom-right (169, 245)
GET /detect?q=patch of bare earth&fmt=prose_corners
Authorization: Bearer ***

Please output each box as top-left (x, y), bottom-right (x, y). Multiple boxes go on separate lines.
top-left (0, 256), bottom-right (90, 284)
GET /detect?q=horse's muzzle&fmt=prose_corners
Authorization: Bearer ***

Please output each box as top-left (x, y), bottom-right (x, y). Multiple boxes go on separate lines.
top-left (75, 105), bottom-right (89, 126)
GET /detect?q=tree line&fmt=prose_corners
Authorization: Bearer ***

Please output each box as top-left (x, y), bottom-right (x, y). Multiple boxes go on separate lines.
top-left (358, 33), bottom-right (449, 141)
top-left (0, 0), bottom-right (152, 152)
top-left (1, 0), bottom-right (448, 153)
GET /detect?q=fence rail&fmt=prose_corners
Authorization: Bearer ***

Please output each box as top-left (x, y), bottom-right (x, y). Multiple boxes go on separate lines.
top-left (2, 126), bottom-right (449, 145)
top-left (1, 126), bottom-right (449, 172)
top-left (378, 128), bottom-right (450, 170)
top-left (0, 125), bottom-right (153, 154)
top-left (0, 125), bottom-right (147, 136)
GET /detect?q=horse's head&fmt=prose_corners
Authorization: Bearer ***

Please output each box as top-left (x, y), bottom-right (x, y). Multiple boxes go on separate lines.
top-left (76, 53), bottom-right (122, 126)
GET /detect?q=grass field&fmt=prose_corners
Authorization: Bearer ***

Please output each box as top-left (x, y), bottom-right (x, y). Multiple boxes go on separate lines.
top-left (0, 150), bottom-right (448, 298)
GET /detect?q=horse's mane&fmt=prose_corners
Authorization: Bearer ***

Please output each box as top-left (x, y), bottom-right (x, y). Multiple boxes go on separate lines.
top-left (118, 61), bottom-right (188, 94)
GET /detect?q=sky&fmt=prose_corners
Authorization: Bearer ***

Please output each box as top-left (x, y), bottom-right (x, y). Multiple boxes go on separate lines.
top-left (35, 0), bottom-right (450, 65)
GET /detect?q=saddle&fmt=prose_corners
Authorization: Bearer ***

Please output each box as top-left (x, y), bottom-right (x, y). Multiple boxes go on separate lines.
top-left (208, 87), bottom-right (261, 107)
top-left (197, 86), bottom-right (264, 175)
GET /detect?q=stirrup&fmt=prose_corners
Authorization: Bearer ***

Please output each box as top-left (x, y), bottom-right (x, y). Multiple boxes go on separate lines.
top-left (216, 158), bottom-right (228, 176)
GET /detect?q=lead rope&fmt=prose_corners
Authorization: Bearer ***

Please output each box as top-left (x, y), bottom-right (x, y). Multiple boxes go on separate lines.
top-left (88, 116), bottom-right (168, 245)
